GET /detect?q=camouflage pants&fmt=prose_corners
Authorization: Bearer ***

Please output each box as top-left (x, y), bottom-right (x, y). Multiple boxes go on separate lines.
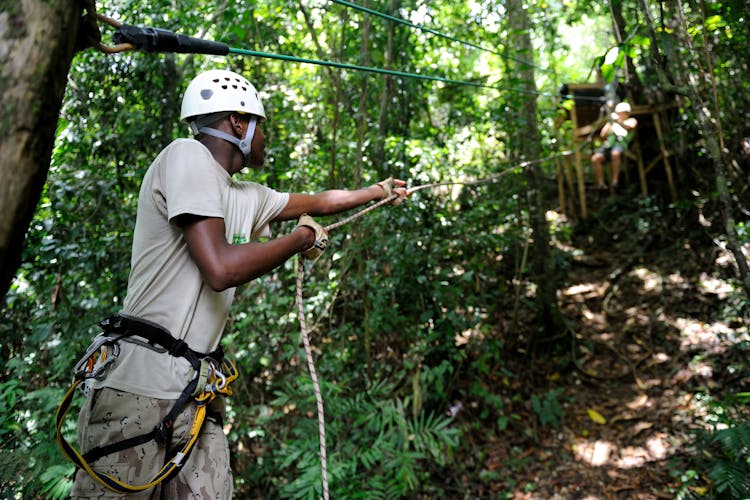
top-left (71, 387), bottom-right (233, 499)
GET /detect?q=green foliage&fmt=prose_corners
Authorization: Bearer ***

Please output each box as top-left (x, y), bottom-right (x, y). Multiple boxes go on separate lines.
top-left (708, 422), bottom-right (750, 497)
top-left (0, 370), bottom-right (71, 496)
top-left (39, 465), bottom-right (75, 500)
top-left (235, 376), bottom-right (458, 498)
top-left (531, 388), bottom-right (564, 430)
top-left (5, 0), bottom-right (750, 497)
top-left (704, 401), bottom-right (750, 498)
top-left (671, 387), bottom-right (750, 498)
top-left (471, 379), bottom-right (508, 431)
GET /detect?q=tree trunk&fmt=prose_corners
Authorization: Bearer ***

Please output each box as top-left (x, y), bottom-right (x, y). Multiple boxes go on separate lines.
top-left (299, 0), bottom-right (347, 188)
top-left (0, 1), bottom-right (83, 298)
top-left (506, 0), bottom-right (564, 341)
top-left (372, 0), bottom-right (399, 172)
top-left (354, 1), bottom-right (372, 188)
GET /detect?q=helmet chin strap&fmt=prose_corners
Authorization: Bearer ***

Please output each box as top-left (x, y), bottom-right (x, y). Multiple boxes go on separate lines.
top-left (194, 117), bottom-right (258, 168)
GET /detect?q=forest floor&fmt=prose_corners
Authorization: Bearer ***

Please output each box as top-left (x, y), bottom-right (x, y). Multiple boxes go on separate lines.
top-left (458, 190), bottom-right (749, 499)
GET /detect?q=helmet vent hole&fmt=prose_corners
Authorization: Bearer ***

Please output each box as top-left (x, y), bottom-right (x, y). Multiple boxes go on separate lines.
top-left (240, 101), bottom-right (246, 106)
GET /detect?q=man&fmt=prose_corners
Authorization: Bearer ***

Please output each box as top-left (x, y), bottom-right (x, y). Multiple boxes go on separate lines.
top-left (591, 101), bottom-right (637, 191)
top-left (69, 69), bottom-right (407, 498)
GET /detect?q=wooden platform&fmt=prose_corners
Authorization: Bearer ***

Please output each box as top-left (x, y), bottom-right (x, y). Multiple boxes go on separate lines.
top-left (556, 83), bottom-right (677, 218)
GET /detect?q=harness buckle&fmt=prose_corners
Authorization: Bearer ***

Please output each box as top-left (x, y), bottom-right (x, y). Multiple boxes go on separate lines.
top-left (154, 419), bottom-right (173, 444)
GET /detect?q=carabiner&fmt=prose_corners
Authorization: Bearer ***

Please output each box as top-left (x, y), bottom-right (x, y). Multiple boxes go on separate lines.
top-left (73, 335), bottom-right (121, 382)
top-left (207, 364), bottom-right (228, 392)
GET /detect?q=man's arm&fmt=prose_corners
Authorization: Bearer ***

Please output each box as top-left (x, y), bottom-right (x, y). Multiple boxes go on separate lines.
top-left (178, 215), bottom-right (316, 292)
top-left (274, 179), bottom-right (407, 222)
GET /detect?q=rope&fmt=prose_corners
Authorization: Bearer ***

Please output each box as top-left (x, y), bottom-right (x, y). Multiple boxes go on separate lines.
top-left (324, 194), bottom-right (398, 232)
top-left (292, 191), bottom-right (397, 499)
top-left (295, 260), bottom-right (330, 500)
top-left (227, 47), bottom-right (606, 102)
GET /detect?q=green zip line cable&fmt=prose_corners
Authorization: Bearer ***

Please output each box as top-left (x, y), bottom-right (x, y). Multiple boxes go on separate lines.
top-left (227, 46), bottom-right (603, 102)
top-left (230, 46), bottom-right (530, 92)
top-left (330, 0), bottom-right (554, 74)
top-left (91, 13), bottom-right (606, 102)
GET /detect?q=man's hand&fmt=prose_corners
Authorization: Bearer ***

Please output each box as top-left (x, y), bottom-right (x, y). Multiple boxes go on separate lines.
top-left (296, 214), bottom-right (328, 260)
top-left (376, 177), bottom-right (408, 206)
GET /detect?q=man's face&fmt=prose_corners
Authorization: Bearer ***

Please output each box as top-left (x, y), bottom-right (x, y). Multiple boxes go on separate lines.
top-left (247, 125), bottom-right (265, 168)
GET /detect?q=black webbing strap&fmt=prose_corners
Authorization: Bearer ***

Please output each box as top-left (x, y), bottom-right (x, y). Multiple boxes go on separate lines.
top-left (82, 375), bottom-right (200, 463)
top-left (83, 429), bottom-right (156, 463)
top-left (99, 315), bottom-right (224, 370)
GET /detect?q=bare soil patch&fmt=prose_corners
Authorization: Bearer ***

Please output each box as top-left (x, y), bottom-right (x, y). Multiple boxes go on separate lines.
top-left (455, 197), bottom-right (749, 499)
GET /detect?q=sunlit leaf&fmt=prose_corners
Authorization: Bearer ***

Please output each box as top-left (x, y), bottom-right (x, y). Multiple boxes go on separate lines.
top-left (587, 408), bottom-right (607, 425)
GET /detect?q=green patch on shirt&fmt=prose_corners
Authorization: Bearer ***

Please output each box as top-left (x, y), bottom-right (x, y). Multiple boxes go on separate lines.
top-left (232, 233), bottom-right (248, 245)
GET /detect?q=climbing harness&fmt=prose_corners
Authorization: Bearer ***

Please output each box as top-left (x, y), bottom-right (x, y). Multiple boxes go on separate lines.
top-left (56, 314), bottom-right (237, 494)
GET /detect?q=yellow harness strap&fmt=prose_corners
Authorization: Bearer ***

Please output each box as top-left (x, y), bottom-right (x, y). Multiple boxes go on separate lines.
top-left (56, 355), bottom-right (238, 494)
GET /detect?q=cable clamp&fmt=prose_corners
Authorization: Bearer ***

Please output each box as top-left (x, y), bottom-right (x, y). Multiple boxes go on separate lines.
top-left (113, 24), bottom-right (229, 55)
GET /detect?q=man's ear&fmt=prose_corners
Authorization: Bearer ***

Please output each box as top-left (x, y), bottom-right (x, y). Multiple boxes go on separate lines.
top-left (228, 113), bottom-right (240, 133)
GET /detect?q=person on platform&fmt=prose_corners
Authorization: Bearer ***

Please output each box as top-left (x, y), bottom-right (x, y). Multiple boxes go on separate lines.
top-left (591, 101), bottom-right (637, 191)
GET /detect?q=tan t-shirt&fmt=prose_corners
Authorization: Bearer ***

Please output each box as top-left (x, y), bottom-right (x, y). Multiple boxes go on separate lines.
top-left (95, 138), bottom-right (289, 399)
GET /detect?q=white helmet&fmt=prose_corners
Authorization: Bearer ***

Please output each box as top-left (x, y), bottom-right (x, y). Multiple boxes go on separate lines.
top-left (180, 70), bottom-right (265, 167)
top-left (180, 69), bottom-right (265, 123)
top-left (614, 102), bottom-right (631, 113)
